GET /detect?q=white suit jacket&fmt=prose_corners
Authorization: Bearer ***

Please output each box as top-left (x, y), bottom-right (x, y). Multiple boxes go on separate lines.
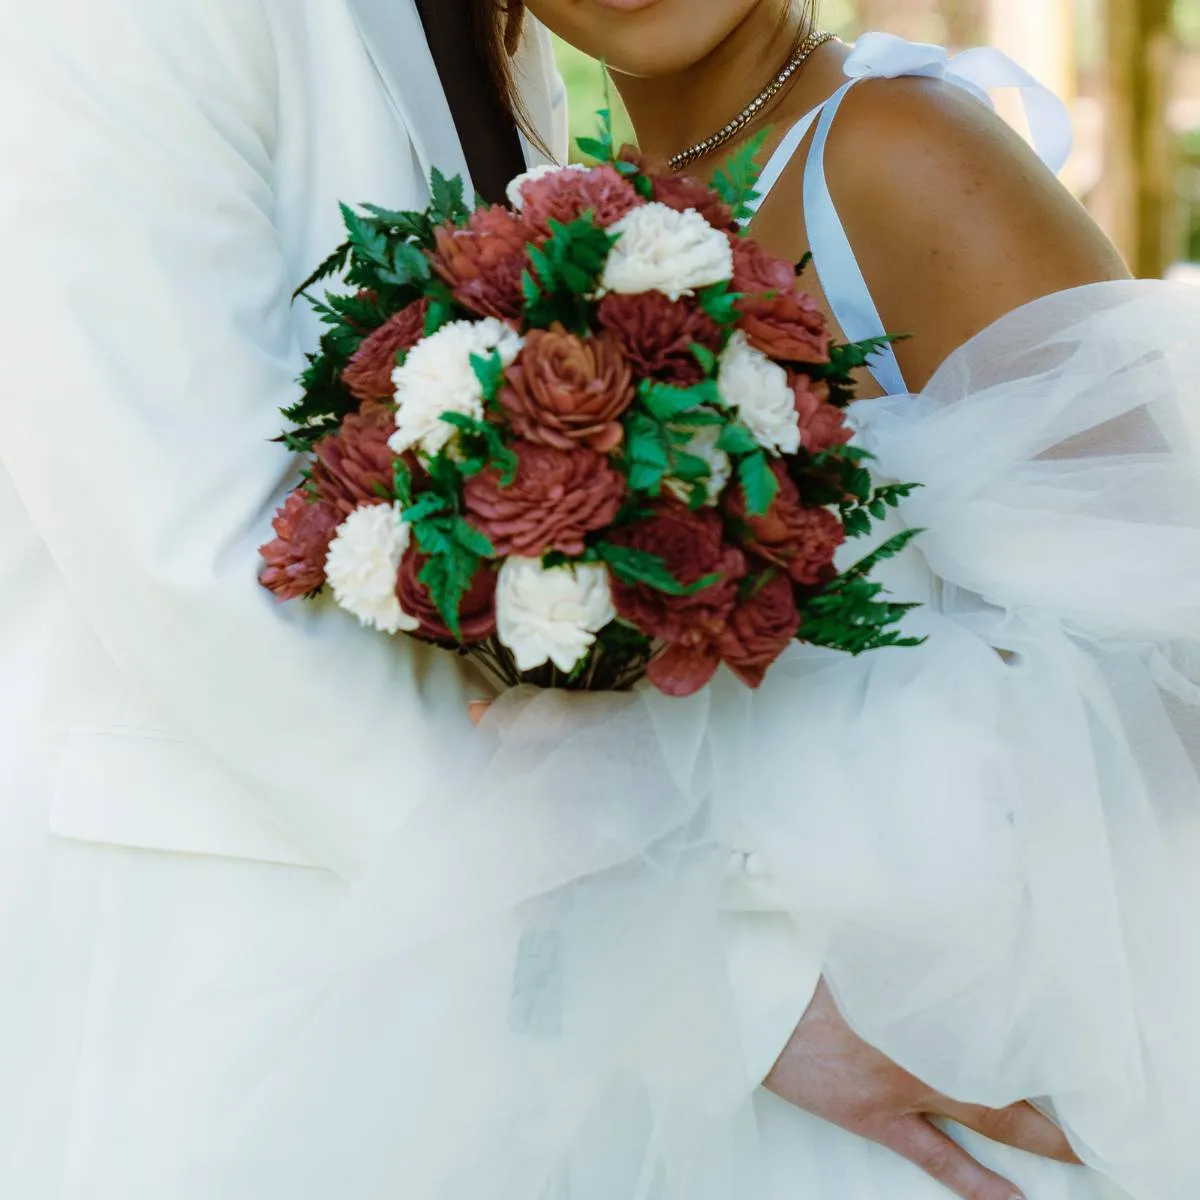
top-left (0, 0), bottom-right (819, 1093)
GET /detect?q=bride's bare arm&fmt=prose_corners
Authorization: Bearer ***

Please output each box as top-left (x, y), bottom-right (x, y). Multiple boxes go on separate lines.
top-left (825, 76), bottom-right (1129, 391)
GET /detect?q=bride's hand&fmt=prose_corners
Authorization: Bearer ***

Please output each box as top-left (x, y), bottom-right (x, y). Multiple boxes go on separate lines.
top-left (766, 979), bottom-right (1081, 1200)
top-left (467, 700), bottom-right (492, 726)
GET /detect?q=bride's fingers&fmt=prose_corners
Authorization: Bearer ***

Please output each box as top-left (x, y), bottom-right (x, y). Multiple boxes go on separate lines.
top-left (467, 700), bottom-right (492, 726)
top-left (878, 1114), bottom-right (1025, 1200)
top-left (935, 1099), bottom-right (1082, 1165)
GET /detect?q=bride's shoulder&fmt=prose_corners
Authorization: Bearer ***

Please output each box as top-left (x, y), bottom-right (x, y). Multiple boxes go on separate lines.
top-left (812, 62), bottom-right (1127, 386)
top-left (825, 70), bottom-right (1063, 232)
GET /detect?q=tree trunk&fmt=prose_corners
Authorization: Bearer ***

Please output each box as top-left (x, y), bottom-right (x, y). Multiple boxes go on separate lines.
top-left (1096, 0), bottom-right (1177, 276)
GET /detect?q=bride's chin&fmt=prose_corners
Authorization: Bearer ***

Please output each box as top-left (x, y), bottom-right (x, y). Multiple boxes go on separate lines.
top-left (529, 0), bottom-right (743, 79)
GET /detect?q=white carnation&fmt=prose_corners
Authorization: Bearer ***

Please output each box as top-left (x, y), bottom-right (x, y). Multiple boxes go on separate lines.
top-left (389, 318), bottom-right (523, 459)
top-left (601, 202), bottom-right (734, 300)
top-left (665, 424), bottom-right (733, 507)
top-left (496, 558), bottom-right (615, 674)
top-left (325, 503), bottom-right (418, 635)
top-left (716, 331), bottom-right (801, 455)
top-left (506, 163), bottom-right (587, 211)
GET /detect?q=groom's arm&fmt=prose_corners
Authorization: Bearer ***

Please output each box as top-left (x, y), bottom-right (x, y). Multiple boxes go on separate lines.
top-left (0, 0), bottom-right (472, 875)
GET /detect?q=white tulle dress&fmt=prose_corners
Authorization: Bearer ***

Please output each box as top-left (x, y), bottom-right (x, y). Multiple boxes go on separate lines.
top-left (8, 35), bottom-right (1200, 1200)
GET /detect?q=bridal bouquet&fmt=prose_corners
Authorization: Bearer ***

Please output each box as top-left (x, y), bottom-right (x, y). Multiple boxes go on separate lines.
top-left (260, 116), bottom-right (920, 695)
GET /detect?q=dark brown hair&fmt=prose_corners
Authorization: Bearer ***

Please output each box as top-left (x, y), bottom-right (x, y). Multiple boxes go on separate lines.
top-left (471, 0), bottom-right (543, 147)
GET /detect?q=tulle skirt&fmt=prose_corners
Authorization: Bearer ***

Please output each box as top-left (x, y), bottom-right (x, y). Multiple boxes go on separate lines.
top-left (3, 281), bottom-right (1199, 1198)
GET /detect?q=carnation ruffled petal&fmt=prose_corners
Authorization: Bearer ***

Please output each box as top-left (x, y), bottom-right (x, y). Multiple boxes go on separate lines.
top-left (496, 558), bottom-right (615, 673)
top-left (389, 319), bottom-right (523, 459)
top-left (325, 503), bottom-right (418, 634)
top-left (716, 331), bottom-right (802, 454)
top-left (601, 203), bottom-right (734, 300)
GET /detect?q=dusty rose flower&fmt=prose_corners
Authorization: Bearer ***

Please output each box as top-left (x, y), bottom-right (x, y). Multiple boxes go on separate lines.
top-left (430, 206), bottom-right (530, 321)
top-left (463, 440), bottom-right (626, 558)
top-left (341, 300), bottom-right (428, 404)
top-left (396, 550), bottom-right (497, 645)
top-left (259, 490), bottom-right (340, 600)
top-left (309, 401), bottom-right (397, 517)
top-left (740, 289), bottom-right (832, 365)
top-left (519, 164), bottom-right (642, 235)
top-left (500, 325), bottom-right (635, 453)
top-left (653, 174), bottom-right (737, 232)
top-left (730, 237), bottom-right (799, 302)
top-left (720, 572), bottom-right (799, 687)
top-left (793, 376), bottom-right (852, 454)
top-left (596, 291), bottom-right (723, 386)
top-left (725, 462), bottom-right (845, 586)
top-left (607, 503), bottom-right (747, 697)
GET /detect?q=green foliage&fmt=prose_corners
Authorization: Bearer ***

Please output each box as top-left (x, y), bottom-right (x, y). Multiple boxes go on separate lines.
top-left (796, 530), bottom-right (925, 656)
top-left (697, 282), bottom-right (743, 327)
top-left (292, 243), bottom-right (351, 302)
top-left (690, 342), bottom-right (717, 376)
top-left (808, 334), bottom-right (908, 407)
top-left (402, 449), bottom-right (495, 641)
top-left (623, 381), bottom-right (725, 499)
top-left (413, 514), bottom-right (492, 642)
top-left (716, 422), bottom-right (760, 457)
top-left (438, 411), bottom-right (518, 484)
top-left (594, 542), bottom-right (717, 598)
top-left (428, 167), bottom-right (472, 228)
top-left (279, 165), bottom-right (481, 449)
top-left (737, 450), bottom-right (780, 516)
top-left (575, 70), bottom-right (618, 165)
top-left (640, 379), bottom-right (720, 422)
top-left (424, 286), bottom-right (457, 337)
top-left (470, 351), bottom-right (507, 409)
top-left (710, 129), bottom-right (770, 227)
top-left (524, 215), bottom-right (617, 330)
top-left (839, 476), bottom-right (921, 540)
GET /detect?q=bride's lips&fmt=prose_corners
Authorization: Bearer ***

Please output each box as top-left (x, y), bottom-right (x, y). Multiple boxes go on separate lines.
top-left (587, 0), bottom-right (662, 11)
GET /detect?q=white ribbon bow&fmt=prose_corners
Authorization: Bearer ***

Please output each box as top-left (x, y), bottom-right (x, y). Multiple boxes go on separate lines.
top-left (844, 31), bottom-right (1074, 174)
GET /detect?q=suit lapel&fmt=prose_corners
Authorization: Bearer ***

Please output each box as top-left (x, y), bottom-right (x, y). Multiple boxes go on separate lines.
top-left (344, 0), bottom-right (473, 194)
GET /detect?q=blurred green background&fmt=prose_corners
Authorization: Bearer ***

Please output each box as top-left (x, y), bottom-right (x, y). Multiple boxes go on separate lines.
top-left (552, 0), bottom-right (1200, 277)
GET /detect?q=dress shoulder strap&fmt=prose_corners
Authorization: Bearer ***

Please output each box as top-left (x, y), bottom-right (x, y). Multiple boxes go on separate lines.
top-left (745, 32), bottom-right (1074, 398)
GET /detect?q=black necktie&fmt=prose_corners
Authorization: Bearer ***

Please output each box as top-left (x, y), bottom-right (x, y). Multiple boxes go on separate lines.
top-left (413, 0), bottom-right (529, 204)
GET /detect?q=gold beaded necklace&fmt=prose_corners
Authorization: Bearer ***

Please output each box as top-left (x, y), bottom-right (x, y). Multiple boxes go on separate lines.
top-left (667, 29), bottom-right (836, 173)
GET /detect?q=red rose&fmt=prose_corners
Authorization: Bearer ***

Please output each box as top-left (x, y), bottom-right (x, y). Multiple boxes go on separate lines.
top-left (725, 462), bottom-right (845, 586)
top-left (396, 550), bottom-right (497, 645)
top-left (430, 206), bottom-right (530, 321)
top-left (308, 401), bottom-right (397, 517)
top-left (730, 237), bottom-right (799, 301)
top-left (653, 174), bottom-right (738, 232)
top-left (500, 325), bottom-right (635, 453)
top-left (596, 291), bottom-right (723, 386)
top-left (719, 572), bottom-right (799, 687)
top-left (740, 289), bottom-right (832, 365)
top-left (463, 440), bottom-right (626, 558)
top-left (607, 503), bottom-right (746, 697)
top-left (341, 300), bottom-right (428, 404)
top-left (793, 376), bottom-right (851, 454)
top-left (259, 490), bottom-right (340, 601)
top-left (519, 164), bottom-right (642, 235)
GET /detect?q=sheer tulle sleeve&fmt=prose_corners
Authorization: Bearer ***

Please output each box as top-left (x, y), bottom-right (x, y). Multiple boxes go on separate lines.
top-left (814, 280), bottom-right (1200, 1195)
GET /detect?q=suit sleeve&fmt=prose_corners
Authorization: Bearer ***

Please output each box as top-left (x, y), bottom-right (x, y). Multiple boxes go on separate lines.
top-left (0, 0), bottom-right (474, 876)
